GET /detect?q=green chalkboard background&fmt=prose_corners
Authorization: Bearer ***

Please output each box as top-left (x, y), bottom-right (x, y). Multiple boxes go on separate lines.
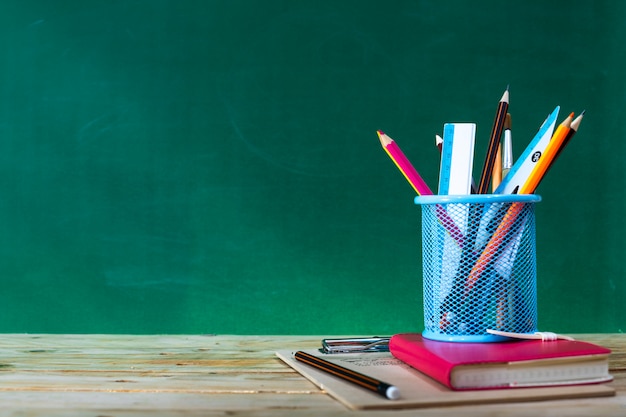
top-left (0, 1), bottom-right (623, 334)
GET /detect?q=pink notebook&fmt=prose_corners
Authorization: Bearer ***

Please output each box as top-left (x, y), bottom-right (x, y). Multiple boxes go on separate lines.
top-left (389, 333), bottom-right (612, 390)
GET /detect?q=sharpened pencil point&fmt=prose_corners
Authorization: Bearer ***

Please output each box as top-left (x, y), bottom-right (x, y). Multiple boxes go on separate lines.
top-left (500, 87), bottom-right (510, 104)
top-left (377, 130), bottom-right (392, 147)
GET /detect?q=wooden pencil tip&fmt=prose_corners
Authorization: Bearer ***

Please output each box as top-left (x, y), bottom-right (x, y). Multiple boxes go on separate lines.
top-left (377, 130), bottom-right (392, 146)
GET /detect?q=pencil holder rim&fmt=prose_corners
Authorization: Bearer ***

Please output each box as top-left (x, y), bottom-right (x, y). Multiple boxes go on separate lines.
top-left (414, 194), bottom-right (541, 205)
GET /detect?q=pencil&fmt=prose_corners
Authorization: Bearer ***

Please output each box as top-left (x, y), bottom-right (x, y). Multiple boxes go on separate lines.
top-left (519, 112), bottom-right (574, 194)
top-left (377, 130), bottom-right (433, 196)
top-left (381, 130), bottom-right (465, 247)
top-left (478, 87), bottom-right (509, 194)
top-left (554, 110), bottom-right (584, 162)
top-left (435, 134), bottom-right (443, 153)
top-left (294, 351), bottom-right (400, 400)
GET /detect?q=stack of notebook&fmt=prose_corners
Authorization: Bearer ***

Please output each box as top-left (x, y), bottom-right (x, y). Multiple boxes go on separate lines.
top-left (277, 334), bottom-right (614, 410)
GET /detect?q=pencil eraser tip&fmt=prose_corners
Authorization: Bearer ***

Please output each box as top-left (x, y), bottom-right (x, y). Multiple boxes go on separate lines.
top-left (386, 386), bottom-right (400, 400)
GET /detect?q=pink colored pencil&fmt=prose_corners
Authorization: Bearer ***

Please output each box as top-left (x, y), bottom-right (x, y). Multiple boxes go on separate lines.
top-left (377, 130), bottom-right (464, 247)
top-left (377, 130), bottom-right (433, 196)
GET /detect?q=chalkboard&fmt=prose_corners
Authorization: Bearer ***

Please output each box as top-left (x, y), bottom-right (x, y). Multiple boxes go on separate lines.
top-left (0, 0), bottom-right (623, 334)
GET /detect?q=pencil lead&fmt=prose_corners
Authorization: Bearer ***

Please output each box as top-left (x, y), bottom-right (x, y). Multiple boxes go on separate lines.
top-left (580, 109), bottom-right (586, 115)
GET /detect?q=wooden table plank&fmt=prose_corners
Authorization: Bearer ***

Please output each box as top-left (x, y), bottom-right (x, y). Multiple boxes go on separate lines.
top-left (0, 392), bottom-right (342, 415)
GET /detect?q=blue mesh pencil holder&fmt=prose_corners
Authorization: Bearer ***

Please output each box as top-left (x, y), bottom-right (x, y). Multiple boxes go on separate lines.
top-left (415, 194), bottom-right (541, 342)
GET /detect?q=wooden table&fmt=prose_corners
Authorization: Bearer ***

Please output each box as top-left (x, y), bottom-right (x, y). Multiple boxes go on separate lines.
top-left (0, 334), bottom-right (623, 416)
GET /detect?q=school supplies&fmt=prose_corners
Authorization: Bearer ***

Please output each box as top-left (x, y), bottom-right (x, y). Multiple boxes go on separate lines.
top-left (376, 88), bottom-right (584, 341)
top-left (376, 90), bottom-right (579, 200)
top-left (276, 349), bottom-right (614, 410)
top-left (389, 333), bottom-right (612, 391)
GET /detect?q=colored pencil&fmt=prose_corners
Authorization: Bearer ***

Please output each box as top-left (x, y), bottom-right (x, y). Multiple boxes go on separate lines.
top-left (478, 87), bottom-right (509, 194)
top-left (380, 130), bottom-right (465, 247)
top-left (377, 130), bottom-right (433, 196)
top-left (554, 110), bottom-right (584, 163)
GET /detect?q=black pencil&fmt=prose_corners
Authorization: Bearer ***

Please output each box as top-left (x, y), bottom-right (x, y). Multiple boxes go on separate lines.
top-left (478, 87), bottom-right (509, 194)
top-left (293, 351), bottom-right (400, 400)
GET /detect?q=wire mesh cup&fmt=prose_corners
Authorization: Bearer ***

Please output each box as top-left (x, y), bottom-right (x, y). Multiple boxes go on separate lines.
top-left (414, 194), bottom-right (542, 342)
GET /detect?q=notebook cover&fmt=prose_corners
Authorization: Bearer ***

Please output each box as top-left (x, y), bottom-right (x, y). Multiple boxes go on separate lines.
top-left (389, 333), bottom-right (612, 390)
